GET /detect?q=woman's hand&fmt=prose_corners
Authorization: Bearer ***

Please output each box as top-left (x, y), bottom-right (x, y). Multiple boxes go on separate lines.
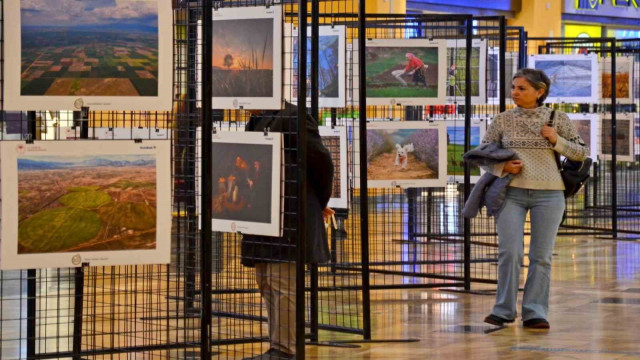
top-left (541, 125), bottom-right (558, 145)
top-left (504, 160), bottom-right (523, 175)
top-left (323, 207), bottom-right (335, 222)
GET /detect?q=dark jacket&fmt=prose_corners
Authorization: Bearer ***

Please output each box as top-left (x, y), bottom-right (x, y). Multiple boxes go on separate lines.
top-left (241, 103), bottom-right (334, 266)
top-left (462, 143), bottom-right (518, 219)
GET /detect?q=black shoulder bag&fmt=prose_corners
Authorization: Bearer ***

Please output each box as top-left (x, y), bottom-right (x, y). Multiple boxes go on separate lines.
top-left (548, 110), bottom-right (593, 198)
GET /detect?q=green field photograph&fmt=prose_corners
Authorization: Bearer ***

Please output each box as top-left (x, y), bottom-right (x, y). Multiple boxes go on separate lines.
top-left (365, 46), bottom-right (440, 98)
top-left (20, 0), bottom-right (159, 97)
top-left (446, 46), bottom-right (481, 97)
top-left (447, 125), bottom-right (481, 176)
top-left (17, 154), bottom-right (157, 254)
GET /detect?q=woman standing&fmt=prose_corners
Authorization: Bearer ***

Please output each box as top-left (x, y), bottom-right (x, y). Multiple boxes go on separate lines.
top-left (482, 68), bottom-right (588, 329)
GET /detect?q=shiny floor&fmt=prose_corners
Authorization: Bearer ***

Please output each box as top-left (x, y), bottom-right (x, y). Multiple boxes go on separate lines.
top-left (2, 235), bottom-right (640, 359)
top-left (305, 235), bottom-right (640, 359)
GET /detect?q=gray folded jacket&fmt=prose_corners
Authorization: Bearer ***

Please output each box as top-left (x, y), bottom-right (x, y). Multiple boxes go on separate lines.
top-left (461, 142), bottom-right (518, 219)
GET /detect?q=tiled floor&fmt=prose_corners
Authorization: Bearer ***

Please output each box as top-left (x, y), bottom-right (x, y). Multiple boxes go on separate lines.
top-left (305, 236), bottom-right (640, 359)
top-left (2, 235), bottom-right (640, 359)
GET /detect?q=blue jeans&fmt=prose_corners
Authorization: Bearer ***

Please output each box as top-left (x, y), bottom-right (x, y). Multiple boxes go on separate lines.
top-left (492, 187), bottom-right (565, 321)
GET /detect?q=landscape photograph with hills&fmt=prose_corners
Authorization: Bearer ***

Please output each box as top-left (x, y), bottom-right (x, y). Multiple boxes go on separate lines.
top-left (20, 0), bottom-right (159, 97)
top-left (17, 154), bottom-right (157, 254)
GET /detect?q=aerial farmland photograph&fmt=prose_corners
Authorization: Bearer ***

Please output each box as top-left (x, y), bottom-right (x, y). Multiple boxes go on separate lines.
top-left (17, 154), bottom-right (157, 254)
top-left (20, 0), bottom-right (159, 97)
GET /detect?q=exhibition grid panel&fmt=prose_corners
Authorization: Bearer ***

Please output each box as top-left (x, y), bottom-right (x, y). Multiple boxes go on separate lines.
top-left (0, 1), bottom-right (638, 359)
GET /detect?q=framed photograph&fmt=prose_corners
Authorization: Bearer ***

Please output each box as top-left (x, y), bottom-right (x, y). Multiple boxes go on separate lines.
top-left (364, 121), bottom-right (447, 188)
top-left (211, 131), bottom-right (283, 236)
top-left (445, 118), bottom-right (486, 183)
top-left (132, 127), bottom-right (170, 140)
top-left (4, 0), bottom-right (173, 111)
top-left (566, 113), bottom-right (600, 160)
top-left (600, 56), bottom-right (634, 104)
top-left (488, 48), bottom-right (518, 105)
top-left (446, 39), bottom-right (487, 104)
top-left (600, 114), bottom-right (634, 162)
top-left (319, 126), bottom-right (348, 209)
top-left (202, 6), bottom-right (282, 110)
top-left (528, 54), bottom-right (599, 104)
top-left (91, 127), bottom-right (169, 140)
top-left (0, 140), bottom-right (172, 269)
top-left (2, 111), bottom-right (30, 140)
top-left (60, 127), bottom-right (83, 140)
top-left (635, 116), bottom-right (640, 156)
top-left (285, 24), bottom-right (346, 108)
top-left (46, 127), bottom-right (96, 141)
top-left (635, 60), bottom-right (640, 101)
top-left (365, 39), bottom-right (447, 106)
top-left (92, 127), bottom-right (116, 140)
top-left (346, 41), bottom-right (360, 103)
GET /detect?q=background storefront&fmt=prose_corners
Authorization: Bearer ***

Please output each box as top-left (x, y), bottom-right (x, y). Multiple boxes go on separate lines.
top-left (563, 0), bottom-right (640, 39)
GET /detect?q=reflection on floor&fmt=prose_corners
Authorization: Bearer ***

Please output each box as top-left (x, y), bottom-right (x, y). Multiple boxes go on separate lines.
top-left (305, 236), bottom-right (640, 359)
top-left (2, 235), bottom-right (640, 359)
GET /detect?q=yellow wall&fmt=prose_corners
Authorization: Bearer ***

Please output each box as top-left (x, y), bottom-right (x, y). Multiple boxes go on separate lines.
top-left (508, 0), bottom-right (562, 38)
top-left (564, 24), bottom-right (602, 38)
top-left (366, 0), bottom-right (406, 14)
top-left (287, 0), bottom-right (405, 20)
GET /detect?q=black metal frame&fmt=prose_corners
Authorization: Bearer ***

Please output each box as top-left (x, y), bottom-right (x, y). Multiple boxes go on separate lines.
top-left (524, 37), bottom-right (639, 241)
top-left (343, 15), bottom-right (521, 292)
top-left (7, 1), bottom-right (638, 359)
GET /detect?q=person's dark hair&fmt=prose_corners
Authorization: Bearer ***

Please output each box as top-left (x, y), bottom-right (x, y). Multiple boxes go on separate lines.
top-left (512, 68), bottom-right (551, 105)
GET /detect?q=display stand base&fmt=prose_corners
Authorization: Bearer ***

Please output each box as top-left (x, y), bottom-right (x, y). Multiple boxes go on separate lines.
top-left (595, 235), bottom-right (640, 241)
top-left (330, 338), bottom-right (420, 345)
top-left (441, 288), bottom-right (523, 295)
top-left (306, 341), bottom-right (361, 348)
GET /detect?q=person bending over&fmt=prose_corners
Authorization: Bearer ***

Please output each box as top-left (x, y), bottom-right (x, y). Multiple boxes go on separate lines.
top-left (391, 52), bottom-right (429, 87)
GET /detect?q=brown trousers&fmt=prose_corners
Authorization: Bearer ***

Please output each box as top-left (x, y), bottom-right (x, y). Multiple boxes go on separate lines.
top-left (255, 262), bottom-right (296, 354)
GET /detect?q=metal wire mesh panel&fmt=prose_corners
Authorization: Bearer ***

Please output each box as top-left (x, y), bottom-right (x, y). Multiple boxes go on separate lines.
top-left (0, 1), bottom-right (198, 359)
top-left (309, 5), bottom-right (367, 341)
top-left (525, 37), bottom-right (615, 238)
top-left (463, 20), bottom-right (524, 287)
top-left (524, 37), bottom-right (640, 240)
top-left (343, 14), bottom-right (466, 291)
top-left (342, 15), bottom-right (515, 292)
top-left (1, 0), bottom-right (371, 358)
top-left (202, 1), bottom-right (367, 358)
top-left (608, 39), bottom-right (640, 237)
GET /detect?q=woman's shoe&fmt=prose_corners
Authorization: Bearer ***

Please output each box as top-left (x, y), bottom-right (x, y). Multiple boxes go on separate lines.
top-left (483, 314), bottom-right (514, 326)
top-left (523, 318), bottom-right (550, 329)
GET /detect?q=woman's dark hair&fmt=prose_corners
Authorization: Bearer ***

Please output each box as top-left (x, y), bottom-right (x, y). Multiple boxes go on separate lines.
top-left (512, 68), bottom-right (551, 105)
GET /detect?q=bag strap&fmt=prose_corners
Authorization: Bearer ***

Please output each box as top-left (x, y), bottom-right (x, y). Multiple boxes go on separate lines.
top-left (547, 109), bottom-right (556, 127)
top-left (547, 110), bottom-right (562, 171)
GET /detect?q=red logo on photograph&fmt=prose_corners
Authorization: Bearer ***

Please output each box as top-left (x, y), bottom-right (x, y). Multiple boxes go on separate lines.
top-left (16, 145), bottom-right (26, 154)
top-left (231, 222), bottom-right (237, 232)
